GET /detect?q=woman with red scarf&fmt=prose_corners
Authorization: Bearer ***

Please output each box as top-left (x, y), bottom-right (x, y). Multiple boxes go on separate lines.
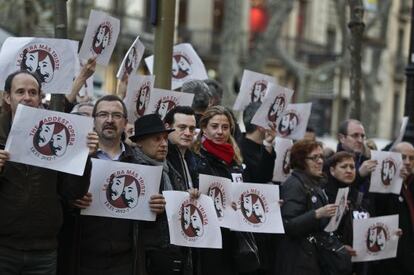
top-left (193, 106), bottom-right (244, 275)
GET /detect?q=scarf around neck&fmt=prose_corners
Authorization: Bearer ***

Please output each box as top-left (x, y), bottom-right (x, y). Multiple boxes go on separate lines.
top-left (134, 147), bottom-right (173, 191)
top-left (202, 137), bottom-right (235, 165)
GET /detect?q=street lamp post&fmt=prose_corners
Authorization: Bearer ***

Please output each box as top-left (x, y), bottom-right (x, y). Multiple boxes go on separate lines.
top-left (404, 0), bottom-right (414, 144)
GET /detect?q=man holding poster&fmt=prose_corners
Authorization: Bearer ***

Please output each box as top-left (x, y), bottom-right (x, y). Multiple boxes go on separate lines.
top-left (373, 142), bottom-right (414, 274)
top-left (58, 95), bottom-right (162, 275)
top-left (0, 71), bottom-right (97, 275)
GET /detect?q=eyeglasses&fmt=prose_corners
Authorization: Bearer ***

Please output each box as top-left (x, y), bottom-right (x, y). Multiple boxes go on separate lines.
top-left (305, 154), bottom-right (324, 162)
top-left (176, 124), bottom-right (196, 133)
top-left (347, 133), bottom-right (366, 140)
top-left (402, 155), bottom-right (414, 161)
top-left (95, 112), bottom-right (125, 120)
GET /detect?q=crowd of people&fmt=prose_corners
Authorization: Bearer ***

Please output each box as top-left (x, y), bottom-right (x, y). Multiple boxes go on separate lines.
top-left (0, 61), bottom-right (413, 275)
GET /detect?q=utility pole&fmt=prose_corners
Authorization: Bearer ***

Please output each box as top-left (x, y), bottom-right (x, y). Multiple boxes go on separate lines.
top-left (153, 0), bottom-right (176, 90)
top-left (403, 0), bottom-right (414, 144)
top-left (348, 0), bottom-right (365, 120)
top-left (50, 0), bottom-right (68, 112)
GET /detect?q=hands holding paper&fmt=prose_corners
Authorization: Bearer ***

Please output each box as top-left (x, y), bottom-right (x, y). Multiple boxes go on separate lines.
top-left (149, 194), bottom-right (166, 214)
top-left (0, 149), bottom-right (10, 170)
top-left (359, 159), bottom-right (378, 177)
top-left (87, 131), bottom-right (99, 155)
top-left (315, 204), bottom-right (338, 219)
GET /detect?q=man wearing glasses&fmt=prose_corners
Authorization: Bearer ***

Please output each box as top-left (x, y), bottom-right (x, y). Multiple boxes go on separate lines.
top-left (164, 106), bottom-right (198, 189)
top-left (59, 95), bottom-right (163, 275)
top-left (337, 119), bottom-right (378, 217)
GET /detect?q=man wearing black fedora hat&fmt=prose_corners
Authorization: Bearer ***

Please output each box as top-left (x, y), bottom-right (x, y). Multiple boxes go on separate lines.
top-left (131, 113), bottom-right (194, 275)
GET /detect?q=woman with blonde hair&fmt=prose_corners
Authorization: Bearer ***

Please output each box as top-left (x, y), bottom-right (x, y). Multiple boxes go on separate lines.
top-left (193, 105), bottom-right (246, 275)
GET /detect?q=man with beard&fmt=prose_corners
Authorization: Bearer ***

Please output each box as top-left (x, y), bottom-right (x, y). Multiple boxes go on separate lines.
top-left (58, 95), bottom-right (164, 275)
top-left (0, 70), bottom-right (97, 275)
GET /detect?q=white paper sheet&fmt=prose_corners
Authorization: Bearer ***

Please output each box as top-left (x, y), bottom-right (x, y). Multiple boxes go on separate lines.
top-left (116, 36), bottom-right (145, 79)
top-left (145, 43), bottom-right (208, 90)
top-left (198, 174), bottom-right (234, 228)
top-left (352, 215), bottom-right (399, 262)
top-left (81, 158), bottom-right (162, 221)
top-left (144, 88), bottom-right (194, 120)
top-left (325, 187), bottom-right (349, 232)
top-left (272, 137), bottom-right (294, 182)
top-left (0, 37), bottom-right (78, 94)
top-left (79, 9), bottom-right (120, 65)
top-left (231, 183), bottom-right (284, 233)
top-left (277, 103), bottom-right (312, 140)
top-left (123, 74), bottom-right (155, 123)
top-left (369, 151), bottom-right (403, 194)
top-left (163, 191), bottom-right (222, 248)
top-left (5, 105), bottom-right (93, 175)
top-left (233, 70), bottom-right (277, 111)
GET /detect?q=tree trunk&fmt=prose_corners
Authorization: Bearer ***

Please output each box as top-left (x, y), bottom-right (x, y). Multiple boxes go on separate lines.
top-left (218, 0), bottom-right (243, 107)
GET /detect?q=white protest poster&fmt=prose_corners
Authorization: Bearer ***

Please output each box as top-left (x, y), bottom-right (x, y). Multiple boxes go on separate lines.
top-left (163, 191), bottom-right (222, 249)
top-left (352, 215), bottom-right (399, 262)
top-left (144, 88), bottom-right (194, 120)
top-left (79, 9), bottom-right (120, 65)
top-left (81, 159), bottom-right (162, 221)
top-left (233, 70), bottom-right (277, 111)
top-left (124, 74), bottom-right (155, 123)
top-left (145, 43), bottom-right (208, 90)
top-left (369, 151), bottom-right (403, 194)
top-left (198, 174), bottom-right (234, 228)
top-left (325, 187), bottom-right (349, 232)
top-left (0, 37), bottom-right (78, 94)
top-left (251, 84), bottom-right (294, 130)
top-left (231, 183), bottom-right (284, 233)
top-left (5, 105), bottom-right (92, 175)
top-left (116, 36), bottom-right (145, 79)
top-left (272, 137), bottom-right (293, 182)
top-left (390, 117), bottom-right (409, 151)
top-left (277, 103), bottom-right (312, 140)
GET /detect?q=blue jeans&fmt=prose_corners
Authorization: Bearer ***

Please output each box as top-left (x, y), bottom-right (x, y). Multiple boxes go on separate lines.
top-left (0, 246), bottom-right (57, 275)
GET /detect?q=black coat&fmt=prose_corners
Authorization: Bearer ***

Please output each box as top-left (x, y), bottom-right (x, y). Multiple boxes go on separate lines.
top-left (275, 170), bottom-right (329, 275)
top-left (57, 143), bottom-right (145, 275)
top-left (195, 149), bottom-right (244, 275)
top-left (239, 136), bottom-right (276, 183)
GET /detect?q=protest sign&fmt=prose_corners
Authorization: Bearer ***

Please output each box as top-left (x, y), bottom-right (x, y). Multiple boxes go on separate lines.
top-left (272, 137), bottom-right (293, 182)
top-left (277, 103), bottom-right (312, 140)
top-left (145, 43), bottom-right (208, 90)
top-left (163, 191), bottom-right (222, 248)
top-left (124, 74), bottom-right (155, 123)
top-left (5, 105), bottom-right (92, 175)
top-left (231, 183), bottom-right (284, 233)
top-left (144, 88), bottom-right (194, 120)
top-left (116, 36), bottom-right (145, 79)
top-left (251, 83), bottom-right (294, 130)
top-left (352, 215), bottom-right (399, 262)
top-left (79, 9), bottom-right (120, 65)
top-left (199, 174), bottom-right (234, 228)
top-left (325, 187), bottom-right (349, 232)
top-left (370, 151), bottom-right (403, 194)
top-left (233, 70), bottom-right (277, 111)
top-left (82, 158), bottom-right (162, 221)
top-left (0, 37), bottom-right (78, 94)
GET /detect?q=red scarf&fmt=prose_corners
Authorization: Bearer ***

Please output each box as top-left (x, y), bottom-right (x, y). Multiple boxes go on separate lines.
top-left (202, 138), bottom-right (235, 165)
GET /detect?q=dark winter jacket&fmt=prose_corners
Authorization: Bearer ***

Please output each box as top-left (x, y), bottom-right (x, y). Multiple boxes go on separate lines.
top-left (0, 111), bottom-right (91, 251)
top-left (57, 143), bottom-right (145, 275)
top-left (275, 170), bottom-right (329, 275)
